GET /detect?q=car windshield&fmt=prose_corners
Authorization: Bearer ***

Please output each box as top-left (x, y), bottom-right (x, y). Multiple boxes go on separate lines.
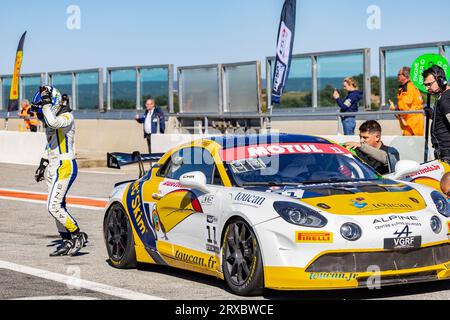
top-left (222, 143), bottom-right (380, 187)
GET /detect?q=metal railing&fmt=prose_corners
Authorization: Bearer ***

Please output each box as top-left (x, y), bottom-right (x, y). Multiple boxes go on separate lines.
top-left (379, 41), bottom-right (449, 106)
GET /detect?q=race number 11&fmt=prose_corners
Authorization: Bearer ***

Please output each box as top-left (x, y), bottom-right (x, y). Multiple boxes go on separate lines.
top-left (207, 226), bottom-right (217, 244)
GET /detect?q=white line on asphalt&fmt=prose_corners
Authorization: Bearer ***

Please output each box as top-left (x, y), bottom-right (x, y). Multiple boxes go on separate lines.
top-left (78, 170), bottom-right (127, 175)
top-left (0, 260), bottom-right (164, 300)
top-left (11, 296), bottom-right (100, 300)
top-left (0, 196), bottom-right (104, 211)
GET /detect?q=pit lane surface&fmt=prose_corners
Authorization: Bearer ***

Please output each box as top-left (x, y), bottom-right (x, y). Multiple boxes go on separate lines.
top-left (0, 163), bottom-right (450, 300)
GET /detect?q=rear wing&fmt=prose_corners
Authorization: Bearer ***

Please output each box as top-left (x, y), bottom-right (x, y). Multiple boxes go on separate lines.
top-left (107, 151), bottom-right (164, 169)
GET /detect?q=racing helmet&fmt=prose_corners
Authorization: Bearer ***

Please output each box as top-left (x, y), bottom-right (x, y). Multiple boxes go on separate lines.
top-left (32, 85), bottom-right (62, 114)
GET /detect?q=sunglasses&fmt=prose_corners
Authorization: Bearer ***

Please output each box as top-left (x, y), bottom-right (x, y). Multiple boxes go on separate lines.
top-left (423, 80), bottom-right (436, 87)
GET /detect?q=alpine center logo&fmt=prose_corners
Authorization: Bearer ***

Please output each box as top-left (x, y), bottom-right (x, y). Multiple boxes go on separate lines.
top-left (351, 198), bottom-right (368, 209)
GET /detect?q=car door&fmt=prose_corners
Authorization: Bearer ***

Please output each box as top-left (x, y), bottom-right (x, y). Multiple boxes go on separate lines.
top-left (153, 146), bottom-right (224, 271)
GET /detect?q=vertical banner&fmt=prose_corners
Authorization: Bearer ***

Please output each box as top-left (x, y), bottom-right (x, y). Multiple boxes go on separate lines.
top-left (271, 0), bottom-right (296, 105)
top-left (8, 31), bottom-right (27, 112)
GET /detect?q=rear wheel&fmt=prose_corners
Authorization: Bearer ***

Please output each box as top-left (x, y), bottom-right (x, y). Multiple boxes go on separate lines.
top-left (222, 219), bottom-right (264, 296)
top-left (104, 203), bottom-right (136, 268)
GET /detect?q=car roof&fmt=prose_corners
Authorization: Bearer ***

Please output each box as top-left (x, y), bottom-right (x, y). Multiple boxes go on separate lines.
top-left (208, 133), bottom-right (332, 150)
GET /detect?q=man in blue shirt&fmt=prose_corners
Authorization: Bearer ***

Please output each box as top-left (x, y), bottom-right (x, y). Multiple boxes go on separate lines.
top-left (333, 77), bottom-right (363, 135)
top-left (135, 97), bottom-right (165, 153)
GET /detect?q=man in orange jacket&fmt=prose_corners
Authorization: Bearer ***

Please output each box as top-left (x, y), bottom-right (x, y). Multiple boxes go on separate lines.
top-left (389, 66), bottom-right (424, 136)
top-left (18, 99), bottom-right (38, 132)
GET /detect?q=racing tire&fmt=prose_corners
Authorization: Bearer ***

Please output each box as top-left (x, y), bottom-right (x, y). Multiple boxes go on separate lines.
top-left (104, 203), bottom-right (136, 269)
top-left (221, 218), bottom-right (264, 296)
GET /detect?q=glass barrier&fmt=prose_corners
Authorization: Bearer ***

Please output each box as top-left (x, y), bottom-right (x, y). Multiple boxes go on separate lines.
top-left (110, 69), bottom-right (136, 109)
top-left (50, 73), bottom-right (72, 101)
top-left (1, 77), bottom-right (12, 110)
top-left (140, 67), bottom-right (169, 112)
top-left (317, 53), bottom-right (364, 107)
top-left (385, 47), bottom-right (438, 104)
top-left (76, 72), bottom-right (100, 110)
top-left (223, 63), bottom-right (260, 113)
top-left (179, 66), bottom-right (220, 113)
top-left (445, 46), bottom-right (450, 69)
top-left (21, 75), bottom-right (41, 102)
top-left (269, 57), bottom-right (312, 109)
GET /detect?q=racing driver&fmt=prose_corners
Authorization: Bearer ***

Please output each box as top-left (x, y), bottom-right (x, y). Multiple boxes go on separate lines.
top-left (32, 86), bottom-right (87, 257)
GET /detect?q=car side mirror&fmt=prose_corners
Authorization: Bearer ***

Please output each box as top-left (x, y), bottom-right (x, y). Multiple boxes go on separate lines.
top-left (392, 160), bottom-right (421, 180)
top-left (179, 171), bottom-right (210, 194)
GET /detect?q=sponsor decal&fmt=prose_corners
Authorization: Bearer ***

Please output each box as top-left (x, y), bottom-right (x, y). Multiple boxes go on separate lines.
top-left (447, 221), bottom-right (450, 234)
top-left (201, 195), bottom-right (215, 205)
top-left (233, 192), bottom-right (266, 206)
top-left (373, 215), bottom-right (421, 230)
top-left (409, 197), bottom-right (420, 204)
top-left (309, 272), bottom-right (358, 281)
top-left (207, 215), bottom-right (218, 224)
top-left (206, 244), bottom-right (220, 254)
top-left (373, 215), bottom-right (419, 224)
top-left (317, 203), bottom-right (331, 210)
top-left (151, 208), bottom-right (160, 232)
top-left (162, 181), bottom-right (183, 188)
top-left (220, 143), bottom-right (350, 161)
top-left (383, 225), bottom-right (422, 250)
top-left (174, 249), bottom-right (217, 269)
top-left (407, 164), bottom-right (442, 178)
top-left (371, 202), bottom-right (413, 210)
top-left (296, 231), bottom-right (333, 243)
top-left (130, 181), bottom-right (147, 234)
top-left (351, 198), bottom-right (367, 209)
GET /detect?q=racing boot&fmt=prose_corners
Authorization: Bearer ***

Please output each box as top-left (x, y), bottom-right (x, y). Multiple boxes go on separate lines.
top-left (81, 232), bottom-right (88, 247)
top-left (67, 231), bottom-right (85, 256)
top-left (61, 231), bottom-right (88, 247)
top-left (49, 240), bottom-right (74, 257)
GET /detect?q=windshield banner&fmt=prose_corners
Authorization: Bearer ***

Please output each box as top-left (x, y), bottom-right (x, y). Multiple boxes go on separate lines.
top-left (220, 143), bottom-right (350, 162)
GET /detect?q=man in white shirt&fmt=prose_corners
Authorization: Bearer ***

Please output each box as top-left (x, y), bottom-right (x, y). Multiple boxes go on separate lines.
top-left (135, 97), bottom-right (165, 153)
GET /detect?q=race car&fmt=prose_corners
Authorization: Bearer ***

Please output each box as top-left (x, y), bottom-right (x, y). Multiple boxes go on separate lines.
top-left (103, 133), bottom-right (450, 295)
top-left (401, 159), bottom-right (450, 191)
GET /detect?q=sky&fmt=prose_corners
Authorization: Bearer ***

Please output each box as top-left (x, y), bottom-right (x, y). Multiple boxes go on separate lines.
top-left (1, 0), bottom-right (449, 76)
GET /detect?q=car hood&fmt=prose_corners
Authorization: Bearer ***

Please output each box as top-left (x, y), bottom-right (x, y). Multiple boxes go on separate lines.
top-left (244, 179), bottom-right (428, 215)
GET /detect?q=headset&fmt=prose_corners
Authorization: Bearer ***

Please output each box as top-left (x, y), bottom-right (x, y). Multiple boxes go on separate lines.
top-left (427, 65), bottom-right (448, 91)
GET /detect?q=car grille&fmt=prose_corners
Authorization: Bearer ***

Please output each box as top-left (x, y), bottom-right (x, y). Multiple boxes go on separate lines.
top-left (357, 271), bottom-right (438, 288)
top-left (306, 243), bottom-right (450, 273)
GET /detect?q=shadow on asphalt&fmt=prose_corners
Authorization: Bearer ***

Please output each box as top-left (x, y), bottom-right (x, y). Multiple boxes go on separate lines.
top-left (134, 262), bottom-right (450, 299)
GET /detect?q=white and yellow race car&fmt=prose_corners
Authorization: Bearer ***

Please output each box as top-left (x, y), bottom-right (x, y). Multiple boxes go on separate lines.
top-left (103, 133), bottom-right (450, 295)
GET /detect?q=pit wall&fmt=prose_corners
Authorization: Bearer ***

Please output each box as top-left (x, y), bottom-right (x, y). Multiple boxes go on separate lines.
top-left (0, 118), bottom-right (430, 166)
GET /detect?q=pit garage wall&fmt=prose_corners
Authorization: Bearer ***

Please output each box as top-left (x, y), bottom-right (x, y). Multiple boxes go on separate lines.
top-left (0, 118), bottom-right (433, 165)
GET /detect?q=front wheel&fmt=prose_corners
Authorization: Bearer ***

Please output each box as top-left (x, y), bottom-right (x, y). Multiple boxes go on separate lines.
top-left (104, 203), bottom-right (136, 268)
top-left (221, 219), bottom-right (264, 296)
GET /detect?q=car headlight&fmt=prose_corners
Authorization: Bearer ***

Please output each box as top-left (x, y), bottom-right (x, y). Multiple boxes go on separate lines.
top-left (340, 223), bottom-right (362, 241)
top-left (430, 216), bottom-right (442, 234)
top-left (431, 191), bottom-right (450, 217)
top-left (273, 201), bottom-right (327, 228)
